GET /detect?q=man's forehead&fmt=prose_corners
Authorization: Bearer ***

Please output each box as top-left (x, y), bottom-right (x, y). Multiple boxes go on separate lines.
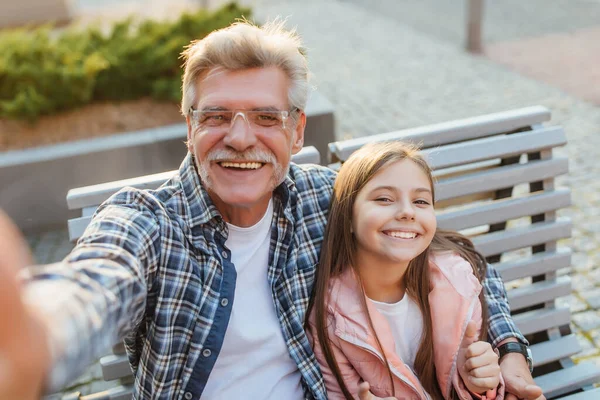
top-left (195, 67), bottom-right (289, 109)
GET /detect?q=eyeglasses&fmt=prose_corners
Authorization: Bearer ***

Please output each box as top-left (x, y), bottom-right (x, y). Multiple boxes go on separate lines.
top-left (189, 108), bottom-right (297, 132)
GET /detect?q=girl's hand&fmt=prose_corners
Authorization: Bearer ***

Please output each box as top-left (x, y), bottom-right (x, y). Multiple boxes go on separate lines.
top-left (458, 321), bottom-right (501, 395)
top-left (357, 381), bottom-right (398, 400)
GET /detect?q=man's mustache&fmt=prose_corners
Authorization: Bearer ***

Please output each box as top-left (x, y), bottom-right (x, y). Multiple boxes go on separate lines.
top-left (205, 148), bottom-right (276, 164)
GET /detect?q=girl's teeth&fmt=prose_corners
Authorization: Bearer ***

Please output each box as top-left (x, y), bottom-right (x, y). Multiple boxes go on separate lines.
top-left (388, 232), bottom-right (417, 239)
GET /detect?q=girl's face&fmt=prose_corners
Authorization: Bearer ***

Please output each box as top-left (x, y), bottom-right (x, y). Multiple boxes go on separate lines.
top-left (352, 159), bottom-right (437, 268)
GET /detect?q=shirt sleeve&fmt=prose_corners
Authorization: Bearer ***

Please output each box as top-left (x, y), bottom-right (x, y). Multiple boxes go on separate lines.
top-left (483, 263), bottom-right (529, 348)
top-left (19, 199), bottom-right (161, 392)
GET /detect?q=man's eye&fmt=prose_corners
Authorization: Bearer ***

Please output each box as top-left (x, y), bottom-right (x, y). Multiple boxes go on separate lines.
top-left (258, 114), bottom-right (278, 121)
top-left (205, 114), bottom-right (226, 121)
top-left (255, 114), bottom-right (281, 127)
top-left (200, 113), bottom-right (230, 126)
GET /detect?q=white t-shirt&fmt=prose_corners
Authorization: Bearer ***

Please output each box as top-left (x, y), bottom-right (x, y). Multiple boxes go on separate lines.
top-left (370, 294), bottom-right (424, 371)
top-left (201, 199), bottom-right (304, 400)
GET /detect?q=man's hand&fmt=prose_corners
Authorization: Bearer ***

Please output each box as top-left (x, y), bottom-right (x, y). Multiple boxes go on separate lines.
top-left (500, 351), bottom-right (545, 400)
top-left (458, 321), bottom-right (500, 396)
top-left (357, 381), bottom-right (397, 400)
top-left (0, 210), bottom-right (51, 400)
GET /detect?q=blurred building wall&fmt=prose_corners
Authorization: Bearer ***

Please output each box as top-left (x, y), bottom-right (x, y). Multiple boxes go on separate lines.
top-left (0, 0), bottom-right (70, 28)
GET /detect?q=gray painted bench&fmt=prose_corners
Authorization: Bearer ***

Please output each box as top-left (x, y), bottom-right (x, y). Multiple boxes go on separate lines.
top-left (61, 106), bottom-right (599, 399)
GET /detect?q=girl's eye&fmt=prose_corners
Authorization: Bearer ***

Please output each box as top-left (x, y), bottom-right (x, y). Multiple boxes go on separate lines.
top-left (375, 197), bottom-right (393, 203)
top-left (414, 199), bottom-right (431, 205)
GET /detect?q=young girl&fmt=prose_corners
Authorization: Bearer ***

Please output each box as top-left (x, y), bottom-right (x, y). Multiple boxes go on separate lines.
top-left (307, 142), bottom-right (503, 400)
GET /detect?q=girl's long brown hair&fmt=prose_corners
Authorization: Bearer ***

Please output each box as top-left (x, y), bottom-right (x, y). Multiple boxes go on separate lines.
top-left (306, 142), bottom-right (488, 399)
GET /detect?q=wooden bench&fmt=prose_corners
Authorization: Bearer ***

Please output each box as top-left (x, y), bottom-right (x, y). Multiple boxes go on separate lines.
top-left (62, 106), bottom-right (599, 399)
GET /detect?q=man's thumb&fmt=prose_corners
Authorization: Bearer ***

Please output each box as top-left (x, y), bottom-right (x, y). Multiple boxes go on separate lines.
top-left (523, 384), bottom-right (543, 398)
top-left (504, 371), bottom-right (544, 399)
top-left (511, 382), bottom-right (543, 399)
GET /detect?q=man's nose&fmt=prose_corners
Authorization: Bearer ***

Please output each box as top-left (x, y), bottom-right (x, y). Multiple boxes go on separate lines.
top-left (222, 112), bottom-right (257, 151)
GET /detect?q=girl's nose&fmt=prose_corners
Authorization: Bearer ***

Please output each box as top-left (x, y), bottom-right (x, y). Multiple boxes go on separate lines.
top-left (396, 200), bottom-right (416, 221)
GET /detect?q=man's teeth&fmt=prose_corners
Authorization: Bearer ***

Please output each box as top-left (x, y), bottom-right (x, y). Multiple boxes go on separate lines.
top-left (387, 231), bottom-right (417, 239)
top-left (220, 162), bottom-right (263, 169)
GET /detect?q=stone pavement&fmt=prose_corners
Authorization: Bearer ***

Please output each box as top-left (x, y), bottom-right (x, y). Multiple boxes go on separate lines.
top-left (25, 0), bottom-right (600, 397)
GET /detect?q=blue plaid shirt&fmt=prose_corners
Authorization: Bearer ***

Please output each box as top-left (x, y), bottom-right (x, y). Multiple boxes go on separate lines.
top-left (23, 153), bottom-right (525, 399)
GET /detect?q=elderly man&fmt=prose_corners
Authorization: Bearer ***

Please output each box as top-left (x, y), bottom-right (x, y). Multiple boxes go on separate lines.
top-left (0, 20), bottom-right (543, 400)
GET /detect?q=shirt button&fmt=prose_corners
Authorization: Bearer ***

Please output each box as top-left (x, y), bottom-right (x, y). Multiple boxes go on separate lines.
top-left (220, 298), bottom-right (229, 307)
top-left (184, 392), bottom-right (193, 400)
top-left (221, 251), bottom-right (228, 259)
top-left (202, 348), bottom-right (212, 357)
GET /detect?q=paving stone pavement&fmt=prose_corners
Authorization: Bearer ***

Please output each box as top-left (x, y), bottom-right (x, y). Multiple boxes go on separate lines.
top-left (24, 0), bottom-right (600, 397)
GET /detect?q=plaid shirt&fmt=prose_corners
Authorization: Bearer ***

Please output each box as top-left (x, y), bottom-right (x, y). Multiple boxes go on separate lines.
top-left (23, 153), bottom-right (525, 400)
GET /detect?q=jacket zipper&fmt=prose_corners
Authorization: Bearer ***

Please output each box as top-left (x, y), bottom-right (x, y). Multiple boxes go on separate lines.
top-left (336, 333), bottom-right (429, 399)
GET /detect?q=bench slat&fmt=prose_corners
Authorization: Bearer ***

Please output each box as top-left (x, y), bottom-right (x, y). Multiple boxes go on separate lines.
top-left (435, 157), bottom-right (569, 202)
top-left (513, 306), bottom-right (571, 336)
top-left (560, 387), bottom-right (600, 399)
top-left (100, 354), bottom-right (133, 382)
top-left (535, 362), bottom-right (600, 398)
top-left (67, 146), bottom-right (320, 210)
top-left (289, 145), bottom-right (321, 165)
top-left (530, 334), bottom-right (581, 367)
top-left (112, 342), bottom-right (126, 355)
top-left (472, 218), bottom-right (571, 257)
top-left (494, 249), bottom-right (572, 282)
top-left (328, 105), bottom-right (551, 162)
top-left (437, 189), bottom-right (571, 231)
top-left (79, 385), bottom-right (133, 400)
top-left (67, 170), bottom-right (176, 210)
top-left (82, 206), bottom-right (97, 217)
top-left (423, 125), bottom-right (565, 170)
top-left (508, 276), bottom-right (571, 311)
top-left (69, 217), bottom-right (93, 242)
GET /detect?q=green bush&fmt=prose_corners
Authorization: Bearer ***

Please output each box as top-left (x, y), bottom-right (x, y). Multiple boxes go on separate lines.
top-left (0, 2), bottom-right (251, 121)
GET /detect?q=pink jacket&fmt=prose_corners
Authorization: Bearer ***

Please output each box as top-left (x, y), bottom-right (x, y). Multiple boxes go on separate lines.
top-left (308, 252), bottom-right (504, 400)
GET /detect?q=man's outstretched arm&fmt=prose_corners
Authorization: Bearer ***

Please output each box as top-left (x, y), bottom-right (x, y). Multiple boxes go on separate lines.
top-left (0, 200), bottom-right (160, 397)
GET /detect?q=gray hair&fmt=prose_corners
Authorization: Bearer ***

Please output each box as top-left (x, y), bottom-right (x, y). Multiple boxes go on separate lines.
top-left (181, 18), bottom-right (310, 117)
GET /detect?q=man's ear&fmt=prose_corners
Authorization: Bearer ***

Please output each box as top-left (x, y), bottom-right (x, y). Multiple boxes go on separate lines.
top-left (291, 111), bottom-right (306, 154)
top-left (186, 115), bottom-right (194, 153)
